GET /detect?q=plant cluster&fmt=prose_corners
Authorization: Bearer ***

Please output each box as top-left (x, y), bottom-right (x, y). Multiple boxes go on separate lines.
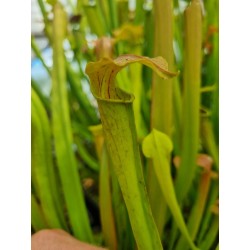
top-left (31, 0), bottom-right (219, 249)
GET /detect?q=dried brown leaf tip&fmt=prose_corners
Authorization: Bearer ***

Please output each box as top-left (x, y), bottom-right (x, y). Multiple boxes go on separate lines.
top-left (173, 154), bottom-right (218, 179)
top-left (174, 154), bottom-right (213, 171)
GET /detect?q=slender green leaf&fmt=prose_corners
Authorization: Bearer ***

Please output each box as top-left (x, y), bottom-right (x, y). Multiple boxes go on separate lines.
top-left (32, 88), bottom-right (66, 230)
top-left (31, 78), bottom-right (50, 112)
top-left (117, 0), bottom-right (129, 24)
top-left (31, 36), bottom-right (51, 76)
top-left (198, 216), bottom-right (219, 250)
top-left (110, 165), bottom-right (135, 250)
top-left (175, 0), bottom-right (203, 203)
top-left (201, 117), bottom-right (219, 170)
top-left (89, 124), bottom-right (105, 161)
top-left (99, 144), bottom-right (118, 250)
top-left (149, 0), bottom-right (176, 236)
top-left (66, 63), bottom-right (98, 125)
top-left (31, 194), bottom-right (48, 231)
top-left (75, 137), bottom-right (100, 172)
top-left (97, 0), bottom-right (111, 31)
top-left (142, 129), bottom-right (199, 250)
top-left (51, 3), bottom-right (93, 242)
top-left (107, 0), bottom-right (118, 30)
top-left (175, 155), bottom-right (215, 250)
top-left (86, 55), bottom-right (177, 250)
top-left (197, 181), bottom-right (219, 244)
top-left (134, 0), bottom-right (145, 24)
top-left (151, 0), bottom-right (175, 135)
top-left (37, 0), bottom-right (53, 42)
top-left (82, 2), bottom-right (107, 36)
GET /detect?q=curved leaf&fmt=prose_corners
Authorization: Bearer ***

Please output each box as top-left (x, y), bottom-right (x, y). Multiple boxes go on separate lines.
top-left (86, 55), bottom-right (177, 250)
top-left (86, 54), bottom-right (178, 101)
top-left (142, 129), bottom-right (199, 250)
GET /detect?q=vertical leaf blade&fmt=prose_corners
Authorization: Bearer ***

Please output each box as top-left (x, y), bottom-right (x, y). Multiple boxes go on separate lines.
top-left (31, 194), bottom-right (48, 232)
top-left (51, 3), bottom-right (93, 242)
top-left (86, 55), bottom-right (177, 250)
top-left (149, 0), bottom-right (176, 234)
top-left (99, 145), bottom-right (118, 250)
top-left (32, 88), bottom-right (66, 230)
top-left (175, 0), bottom-right (203, 203)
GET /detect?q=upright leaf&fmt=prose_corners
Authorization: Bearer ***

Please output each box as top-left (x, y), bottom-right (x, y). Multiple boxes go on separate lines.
top-left (51, 3), bottom-right (93, 242)
top-left (142, 129), bottom-right (199, 250)
top-left (198, 215), bottom-right (219, 250)
top-left (175, 154), bottom-right (217, 250)
top-left (31, 194), bottom-right (48, 232)
top-left (86, 54), bottom-right (177, 250)
top-left (175, 0), bottom-right (203, 203)
top-left (99, 145), bottom-right (118, 250)
top-left (32, 88), bottom-right (67, 230)
top-left (149, 0), bottom-right (176, 235)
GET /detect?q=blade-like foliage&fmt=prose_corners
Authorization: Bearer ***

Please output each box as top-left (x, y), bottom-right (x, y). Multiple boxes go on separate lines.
top-left (51, 2), bottom-right (93, 242)
top-left (142, 129), bottom-right (199, 250)
top-left (86, 55), bottom-right (177, 250)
